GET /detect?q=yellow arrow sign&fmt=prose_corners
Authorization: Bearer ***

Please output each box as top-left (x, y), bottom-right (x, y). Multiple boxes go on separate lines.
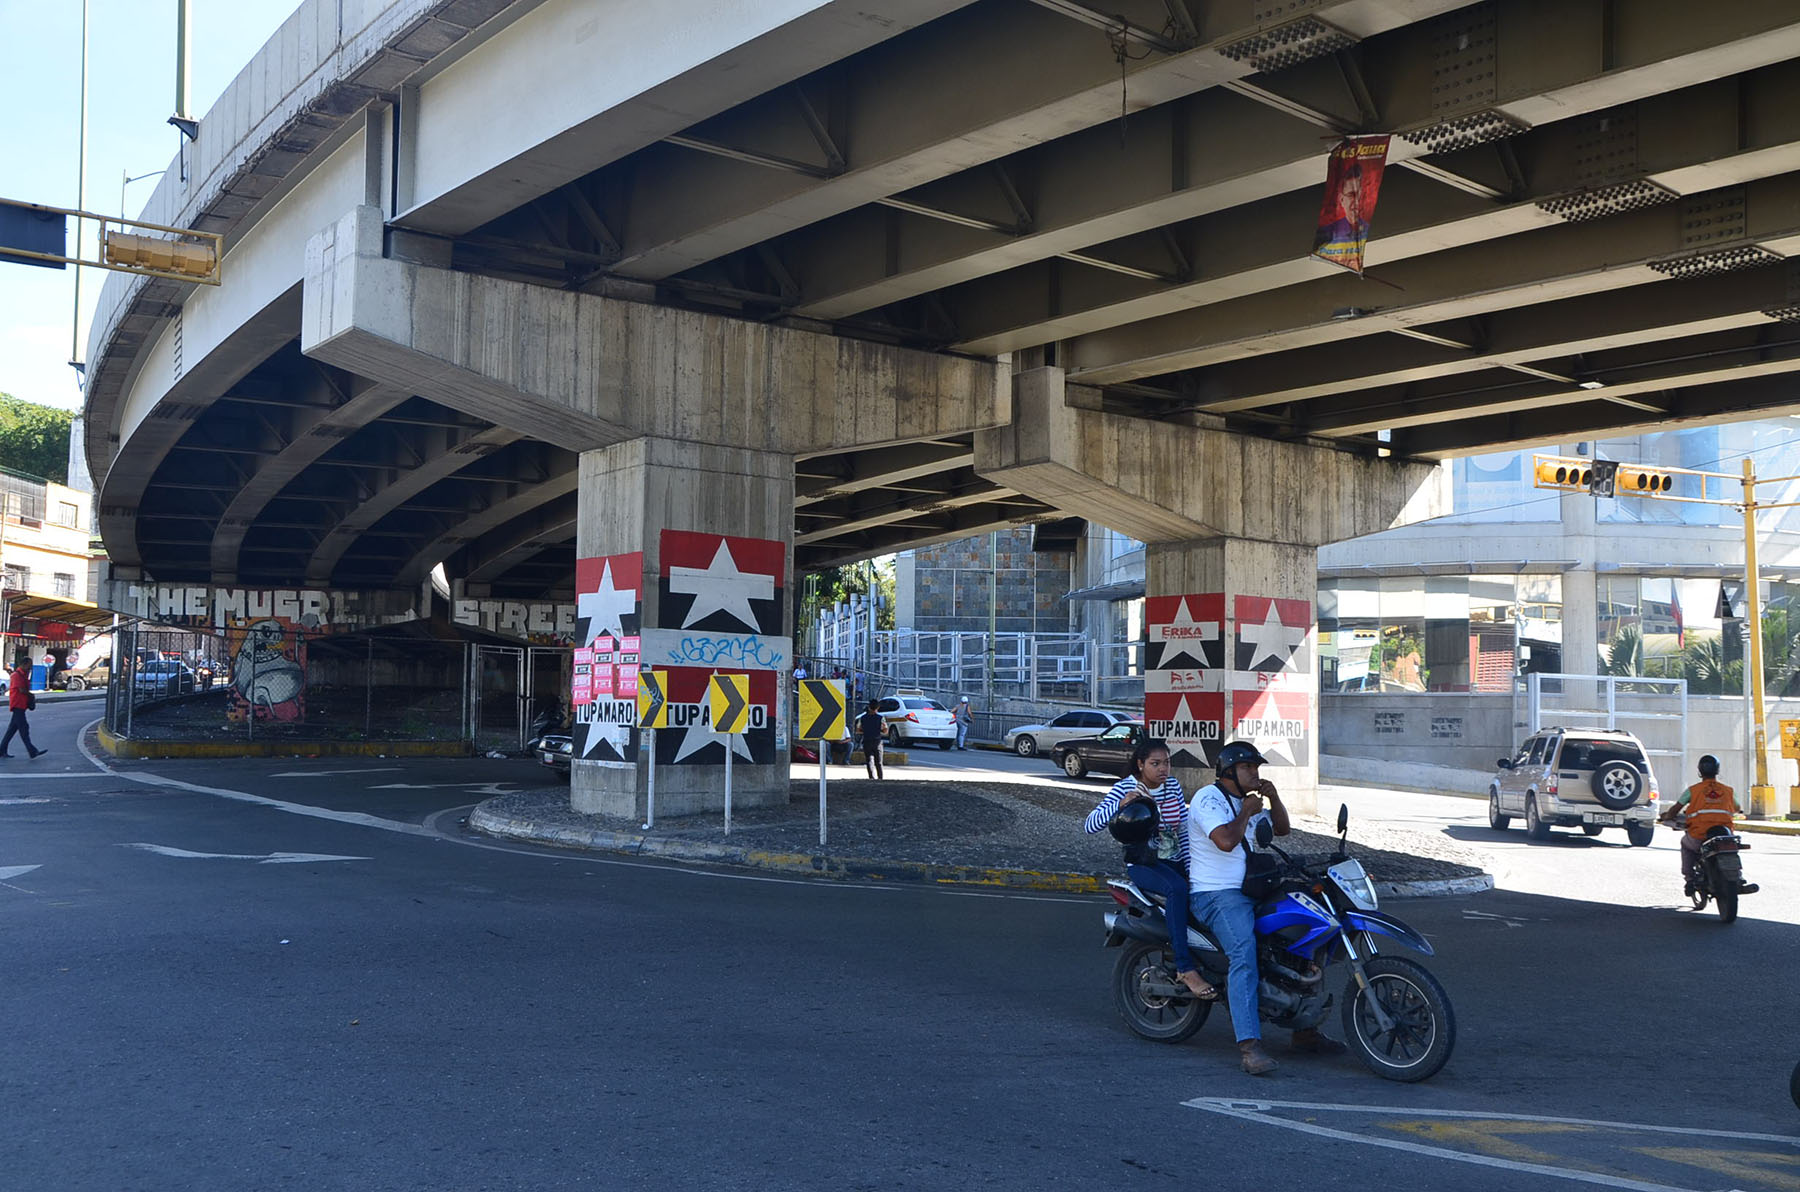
top-left (637, 670), bottom-right (668, 729)
top-left (707, 673), bottom-right (751, 735)
top-left (798, 679), bottom-right (847, 740)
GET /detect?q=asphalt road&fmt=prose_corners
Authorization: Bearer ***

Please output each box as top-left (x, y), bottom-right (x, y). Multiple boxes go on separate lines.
top-left (4, 702), bottom-right (1797, 1191)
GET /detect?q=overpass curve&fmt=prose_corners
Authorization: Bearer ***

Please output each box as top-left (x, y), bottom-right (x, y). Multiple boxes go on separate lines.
top-left (84, 0), bottom-right (1800, 603)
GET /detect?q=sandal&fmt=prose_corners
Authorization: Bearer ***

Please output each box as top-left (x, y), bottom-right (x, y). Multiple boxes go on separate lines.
top-left (1176, 970), bottom-right (1220, 1001)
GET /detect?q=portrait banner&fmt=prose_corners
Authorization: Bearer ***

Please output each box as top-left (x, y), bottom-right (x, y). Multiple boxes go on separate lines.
top-left (1311, 135), bottom-right (1390, 273)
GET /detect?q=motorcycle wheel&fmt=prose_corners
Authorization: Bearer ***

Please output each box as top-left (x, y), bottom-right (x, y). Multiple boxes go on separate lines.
top-left (1711, 861), bottom-right (1739, 924)
top-left (1112, 940), bottom-right (1209, 1043)
top-left (1342, 956), bottom-right (1455, 1083)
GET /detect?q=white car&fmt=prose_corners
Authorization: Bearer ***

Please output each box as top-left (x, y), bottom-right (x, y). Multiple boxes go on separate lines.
top-left (1006, 708), bottom-right (1139, 757)
top-left (875, 693), bottom-right (957, 749)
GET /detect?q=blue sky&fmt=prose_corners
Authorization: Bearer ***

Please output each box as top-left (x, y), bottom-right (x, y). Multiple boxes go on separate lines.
top-left (0, 1), bottom-right (294, 411)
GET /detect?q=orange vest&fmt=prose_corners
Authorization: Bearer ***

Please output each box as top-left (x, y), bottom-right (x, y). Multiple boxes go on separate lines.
top-left (1683, 779), bottom-right (1736, 840)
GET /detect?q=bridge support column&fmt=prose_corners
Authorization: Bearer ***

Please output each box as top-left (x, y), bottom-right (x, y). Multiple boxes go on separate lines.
top-left (570, 436), bottom-right (794, 820)
top-left (976, 367), bottom-right (1450, 813)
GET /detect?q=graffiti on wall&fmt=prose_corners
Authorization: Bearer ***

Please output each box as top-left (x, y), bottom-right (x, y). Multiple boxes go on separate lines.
top-left (1143, 593), bottom-right (1314, 767)
top-left (228, 618), bottom-right (308, 723)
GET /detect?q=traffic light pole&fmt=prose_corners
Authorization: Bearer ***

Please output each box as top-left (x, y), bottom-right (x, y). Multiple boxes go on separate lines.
top-left (1741, 460), bottom-right (1777, 819)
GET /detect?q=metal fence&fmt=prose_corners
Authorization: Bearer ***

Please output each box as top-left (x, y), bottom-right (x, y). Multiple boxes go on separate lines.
top-left (104, 625), bottom-right (475, 746)
top-left (805, 629), bottom-right (1145, 707)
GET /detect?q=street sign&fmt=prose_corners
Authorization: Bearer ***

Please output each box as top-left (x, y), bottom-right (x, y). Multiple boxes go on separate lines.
top-left (798, 679), bottom-right (847, 740)
top-left (1782, 719), bottom-right (1800, 760)
top-left (637, 669), bottom-right (668, 728)
top-left (707, 673), bottom-right (751, 734)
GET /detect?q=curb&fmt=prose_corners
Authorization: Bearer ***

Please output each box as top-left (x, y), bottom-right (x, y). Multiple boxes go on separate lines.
top-left (95, 721), bottom-right (472, 760)
top-left (1739, 819), bottom-right (1800, 836)
top-left (466, 802), bottom-right (1492, 898)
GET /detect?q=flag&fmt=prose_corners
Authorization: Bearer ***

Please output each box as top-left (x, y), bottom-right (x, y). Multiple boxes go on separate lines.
top-left (1670, 581), bottom-right (1683, 649)
top-left (1312, 136), bottom-right (1391, 274)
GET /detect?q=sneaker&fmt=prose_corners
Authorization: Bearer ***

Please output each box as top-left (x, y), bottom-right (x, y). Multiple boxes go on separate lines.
top-left (1238, 1039), bottom-right (1279, 1076)
top-left (28, 749), bottom-right (46, 760)
top-left (0, 754), bottom-right (12, 760)
top-left (1740, 883), bottom-right (1759, 895)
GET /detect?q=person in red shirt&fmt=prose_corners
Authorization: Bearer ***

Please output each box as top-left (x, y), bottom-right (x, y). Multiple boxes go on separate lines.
top-left (2, 655), bottom-right (47, 760)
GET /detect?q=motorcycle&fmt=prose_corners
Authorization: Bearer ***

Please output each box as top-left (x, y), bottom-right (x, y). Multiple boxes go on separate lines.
top-left (1102, 804), bottom-right (1456, 1083)
top-left (1665, 816), bottom-right (1757, 923)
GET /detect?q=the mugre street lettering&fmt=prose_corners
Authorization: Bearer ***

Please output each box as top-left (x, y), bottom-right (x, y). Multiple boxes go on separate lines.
top-left (1235, 717), bottom-right (1305, 738)
top-left (1148, 718), bottom-right (1222, 740)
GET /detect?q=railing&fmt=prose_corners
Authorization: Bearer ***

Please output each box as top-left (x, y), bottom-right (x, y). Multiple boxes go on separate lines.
top-left (801, 628), bottom-right (1146, 709)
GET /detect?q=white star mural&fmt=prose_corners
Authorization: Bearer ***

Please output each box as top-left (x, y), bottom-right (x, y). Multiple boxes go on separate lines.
top-left (577, 557), bottom-right (637, 645)
top-left (1151, 597), bottom-right (1221, 670)
top-left (669, 540), bottom-right (774, 631)
top-left (1239, 601), bottom-right (1308, 670)
top-left (670, 710), bottom-right (756, 764)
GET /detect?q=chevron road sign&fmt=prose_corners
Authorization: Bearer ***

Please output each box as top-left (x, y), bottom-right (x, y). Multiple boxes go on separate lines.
top-left (707, 673), bottom-right (751, 735)
top-left (798, 679), bottom-right (847, 741)
top-left (637, 669), bottom-right (668, 728)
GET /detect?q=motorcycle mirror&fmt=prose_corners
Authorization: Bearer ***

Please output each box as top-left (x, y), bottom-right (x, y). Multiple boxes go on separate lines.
top-left (1254, 819), bottom-right (1274, 848)
top-left (1337, 804), bottom-right (1349, 834)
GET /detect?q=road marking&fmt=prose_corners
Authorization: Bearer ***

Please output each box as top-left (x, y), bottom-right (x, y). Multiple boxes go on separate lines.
top-left (0, 865), bottom-right (42, 881)
top-left (121, 844), bottom-right (369, 864)
top-left (77, 721), bottom-right (431, 838)
top-left (369, 782), bottom-right (517, 795)
top-left (0, 797), bottom-right (55, 805)
top-left (1634, 1146), bottom-right (1800, 1191)
top-left (1183, 1099), bottom-right (1798, 1192)
top-left (1462, 908), bottom-right (1543, 927)
top-left (267, 768), bottom-right (403, 778)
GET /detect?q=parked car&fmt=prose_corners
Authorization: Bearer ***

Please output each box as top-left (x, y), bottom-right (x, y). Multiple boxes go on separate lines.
top-left (1489, 726), bottom-right (1660, 844)
top-left (875, 692), bottom-right (957, 748)
top-left (131, 659), bottom-right (198, 697)
top-left (60, 658), bottom-right (112, 691)
top-left (532, 731), bottom-right (573, 777)
top-left (1006, 708), bottom-right (1139, 757)
top-left (1052, 722), bottom-right (1149, 780)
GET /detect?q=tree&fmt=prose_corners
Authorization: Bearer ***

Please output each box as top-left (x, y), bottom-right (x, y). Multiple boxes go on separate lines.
top-left (798, 559), bottom-right (897, 643)
top-left (0, 394), bottom-right (74, 484)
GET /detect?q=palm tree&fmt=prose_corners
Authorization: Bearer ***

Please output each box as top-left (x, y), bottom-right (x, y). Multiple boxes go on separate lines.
top-left (1602, 626), bottom-right (1642, 677)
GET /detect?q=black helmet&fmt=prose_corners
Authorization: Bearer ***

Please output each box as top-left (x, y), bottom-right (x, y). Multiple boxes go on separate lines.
top-left (1108, 798), bottom-right (1159, 845)
top-left (1215, 741), bottom-right (1268, 774)
top-left (1698, 754), bottom-right (1720, 778)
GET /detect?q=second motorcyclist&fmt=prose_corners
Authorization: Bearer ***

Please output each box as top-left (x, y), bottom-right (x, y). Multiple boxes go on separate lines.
top-left (1658, 754), bottom-right (1757, 895)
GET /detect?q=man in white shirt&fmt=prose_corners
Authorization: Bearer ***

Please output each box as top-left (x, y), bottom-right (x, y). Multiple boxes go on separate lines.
top-left (1187, 741), bottom-right (1345, 1075)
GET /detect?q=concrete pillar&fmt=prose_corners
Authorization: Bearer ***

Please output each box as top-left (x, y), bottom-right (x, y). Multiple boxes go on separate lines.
top-left (570, 436), bottom-right (794, 819)
top-left (976, 367), bottom-right (1450, 814)
top-left (1146, 537), bottom-right (1320, 808)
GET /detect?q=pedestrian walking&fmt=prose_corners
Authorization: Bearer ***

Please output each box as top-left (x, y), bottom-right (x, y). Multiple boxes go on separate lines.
top-left (954, 695), bottom-right (973, 749)
top-left (1, 654), bottom-right (47, 760)
top-left (857, 698), bottom-right (885, 780)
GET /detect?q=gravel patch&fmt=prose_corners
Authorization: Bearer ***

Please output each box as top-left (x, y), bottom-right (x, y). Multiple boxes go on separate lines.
top-left (478, 779), bottom-right (1487, 887)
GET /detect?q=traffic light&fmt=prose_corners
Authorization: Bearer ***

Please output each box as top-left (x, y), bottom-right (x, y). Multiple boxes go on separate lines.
top-left (102, 230), bottom-right (216, 280)
top-left (1615, 464), bottom-right (1676, 495)
top-left (1532, 456), bottom-right (1590, 490)
top-left (1588, 459), bottom-right (1618, 498)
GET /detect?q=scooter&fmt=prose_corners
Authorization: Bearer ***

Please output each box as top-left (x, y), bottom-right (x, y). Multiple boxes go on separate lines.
top-left (1664, 816), bottom-right (1757, 923)
top-left (1102, 805), bottom-right (1456, 1083)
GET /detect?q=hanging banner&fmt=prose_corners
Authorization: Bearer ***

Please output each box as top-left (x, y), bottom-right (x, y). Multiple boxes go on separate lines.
top-left (1311, 135), bottom-right (1390, 274)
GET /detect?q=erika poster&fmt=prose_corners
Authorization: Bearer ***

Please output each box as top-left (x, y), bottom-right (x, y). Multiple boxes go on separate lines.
top-left (1311, 135), bottom-right (1390, 273)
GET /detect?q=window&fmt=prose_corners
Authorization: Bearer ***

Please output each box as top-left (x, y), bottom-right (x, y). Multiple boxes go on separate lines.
top-left (1051, 713), bottom-right (1080, 728)
top-left (52, 573), bottom-right (74, 598)
top-left (3, 565), bottom-right (28, 591)
top-left (55, 501), bottom-right (79, 527)
top-left (1525, 737), bottom-right (1547, 765)
top-left (1099, 725), bottom-right (1134, 741)
top-left (1559, 738), bottom-right (1646, 770)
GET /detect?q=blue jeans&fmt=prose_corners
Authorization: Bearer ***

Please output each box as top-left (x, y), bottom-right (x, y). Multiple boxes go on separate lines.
top-left (1190, 888), bottom-right (1261, 1042)
top-left (1126, 861), bottom-right (1195, 974)
top-left (955, 720), bottom-right (969, 747)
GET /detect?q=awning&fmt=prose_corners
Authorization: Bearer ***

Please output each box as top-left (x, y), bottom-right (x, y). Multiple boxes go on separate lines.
top-left (1, 591), bottom-right (121, 632)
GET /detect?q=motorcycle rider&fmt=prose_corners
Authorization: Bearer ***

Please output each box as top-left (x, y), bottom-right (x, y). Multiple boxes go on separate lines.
top-left (1658, 754), bottom-right (1757, 894)
top-left (1188, 741), bottom-right (1345, 1076)
top-left (1083, 737), bottom-right (1218, 1003)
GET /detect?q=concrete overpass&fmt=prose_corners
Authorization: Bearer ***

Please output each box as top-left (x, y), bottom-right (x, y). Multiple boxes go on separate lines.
top-left (81, 0), bottom-right (1800, 815)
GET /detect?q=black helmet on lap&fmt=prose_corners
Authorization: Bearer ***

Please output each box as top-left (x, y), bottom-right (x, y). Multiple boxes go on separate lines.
top-left (1698, 754), bottom-right (1720, 778)
top-left (1215, 741), bottom-right (1268, 774)
top-left (1108, 798), bottom-right (1159, 845)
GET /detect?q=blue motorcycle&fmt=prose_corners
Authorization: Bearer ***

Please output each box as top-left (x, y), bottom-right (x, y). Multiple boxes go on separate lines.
top-left (1102, 805), bottom-right (1456, 1082)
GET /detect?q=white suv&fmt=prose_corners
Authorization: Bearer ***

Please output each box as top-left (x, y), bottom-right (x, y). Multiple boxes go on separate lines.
top-left (1489, 727), bottom-right (1660, 845)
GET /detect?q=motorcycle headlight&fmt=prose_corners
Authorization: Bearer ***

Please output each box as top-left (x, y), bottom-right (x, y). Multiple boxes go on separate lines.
top-left (1327, 859), bottom-right (1378, 910)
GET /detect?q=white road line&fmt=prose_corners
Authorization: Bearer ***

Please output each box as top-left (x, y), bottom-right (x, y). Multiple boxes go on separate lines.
top-left (121, 844), bottom-right (369, 864)
top-left (268, 768), bottom-right (403, 777)
top-left (1183, 1097), bottom-right (1796, 1192)
top-left (78, 720), bottom-right (430, 838)
top-left (0, 865), bottom-right (43, 881)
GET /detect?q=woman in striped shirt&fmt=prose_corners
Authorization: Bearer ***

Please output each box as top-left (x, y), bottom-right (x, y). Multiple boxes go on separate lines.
top-left (1083, 737), bottom-right (1218, 1001)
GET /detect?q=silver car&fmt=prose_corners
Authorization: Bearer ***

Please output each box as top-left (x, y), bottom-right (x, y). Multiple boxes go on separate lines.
top-left (1006, 708), bottom-right (1138, 757)
top-left (1489, 727), bottom-right (1660, 845)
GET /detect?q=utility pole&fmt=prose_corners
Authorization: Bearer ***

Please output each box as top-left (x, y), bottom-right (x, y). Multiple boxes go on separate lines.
top-left (1742, 460), bottom-right (1777, 818)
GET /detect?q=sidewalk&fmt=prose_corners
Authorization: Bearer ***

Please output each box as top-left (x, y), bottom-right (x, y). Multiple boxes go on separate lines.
top-left (470, 773), bottom-right (1495, 897)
